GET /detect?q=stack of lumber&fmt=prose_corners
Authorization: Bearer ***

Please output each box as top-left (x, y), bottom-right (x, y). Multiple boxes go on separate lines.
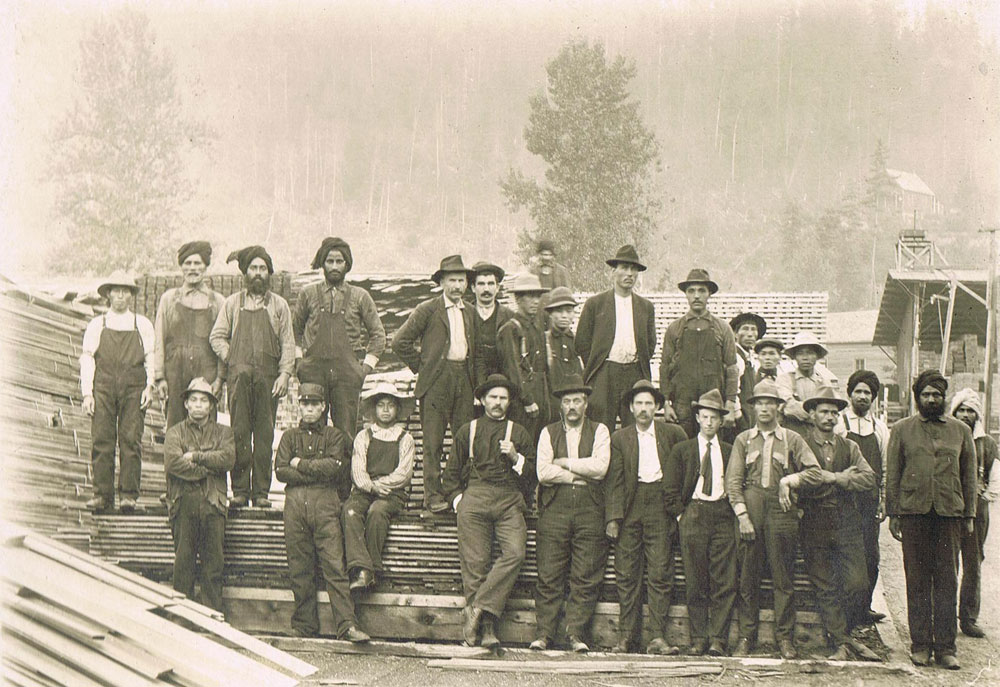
top-left (2, 527), bottom-right (315, 687)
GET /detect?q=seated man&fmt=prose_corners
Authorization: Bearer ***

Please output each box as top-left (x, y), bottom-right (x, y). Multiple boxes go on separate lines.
top-left (343, 382), bottom-right (416, 591)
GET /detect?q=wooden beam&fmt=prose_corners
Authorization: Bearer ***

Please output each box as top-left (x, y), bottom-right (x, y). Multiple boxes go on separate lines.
top-left (940, 280), bottom-right (957, 374)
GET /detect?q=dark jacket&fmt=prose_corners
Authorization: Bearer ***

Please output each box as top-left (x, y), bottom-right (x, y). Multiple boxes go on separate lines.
top-left (498, 312), bottom-right (549, 412)
top-left (607, 419), bottom-right (688, 524)
top-left (442, 415), bottom-right (536, 505)
top-left (574, 290), bottom-right (657, 385)
top-left (472, 303), bottom-right (515, 389)
top-left (164, 418), bottom-right (235, 516)
top-left (546, 326), bottom-right (584, 394)
top-left (392, 295), bottom-right (475, 398)
top-left (274, 421), bottom-right (351, 489)
top-left (664, 436), bottom-right (733, 517)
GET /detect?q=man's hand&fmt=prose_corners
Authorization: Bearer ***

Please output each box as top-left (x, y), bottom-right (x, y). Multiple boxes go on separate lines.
top-left (83, 395), bottom-right (95, 417)
top-left (211, 378), bottom-right (224, 399)
top-left (373, 481), bottom-right (392, 497)
top-left (778, 476), bottom-right (793, 512)
top-left (819, 470), bottom-right (837, 484)
top-left (663, 404), bottom-right (678, 423)
top-left (737, 513), bottom-right (756, 541)
top-left (964, 518), bottom-right (975, 534)
top-left (889, 516), bottom-right (903, 542)
top-left (141, 384), bottom-right (156, 410)
top-left (453, 493), bottom-right (463, 511)
top-left (605, 520), bottom-right (620, 540)
top-left (184, 451), bottom-right (200, 465)
top-left (499, 439), bottom-right (516, 458)
top-left (361, 363), bottom-right (374, 377)
top-left (289, 457), bottom-right (301, 469)
top-left (156, 379), bottom-right (169, 401)
top-left (272, 373), bottom-right (289, 399)
top-left (524, 403), bottom-right (539, 417)
top-left (876, 499), bottom-right (887, 523)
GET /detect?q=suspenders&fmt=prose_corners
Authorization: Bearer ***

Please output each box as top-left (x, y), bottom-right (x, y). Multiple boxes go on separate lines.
top-left (467, 419), bottom-right (514, 481)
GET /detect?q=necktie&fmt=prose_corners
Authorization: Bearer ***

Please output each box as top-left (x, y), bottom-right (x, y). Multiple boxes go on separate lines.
top-left (760, 432), bottom-right (774, 488)
top-left (700, 442), bottom-right (713, 497)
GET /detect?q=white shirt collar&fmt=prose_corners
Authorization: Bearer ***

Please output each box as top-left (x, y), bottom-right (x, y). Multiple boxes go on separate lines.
top-left (443, 294), bottom-right (464, 309)
top-left (636, 423), bottom-right (655, 437)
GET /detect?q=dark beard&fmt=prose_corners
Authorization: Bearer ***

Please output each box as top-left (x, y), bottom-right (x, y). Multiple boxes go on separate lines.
top-left (246, 275), bottom-right (269, 295)
top-left (917, 399), bottom-right (944, 420)
top-left (324, 269), bottom-right (344, 286)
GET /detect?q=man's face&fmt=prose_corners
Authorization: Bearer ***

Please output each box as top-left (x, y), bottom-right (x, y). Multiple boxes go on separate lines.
top-left (300, 399), bottom-right (326, 424)
top-left (754, 398), bottom-right (779, 424)
top-left (560, 392), bottom-right (588, 426)
top-left (107, 286), bottom-right (133, 313)
top-left (735, 323), bottom-right (759, 349)
top-left (549, 305), bottom-right (574, 332)
top-left (696, 408), bottom-right (722, 439)
top-left (246, 259), bottom-right (271, 295)
top-left (517, 293), bottom-right (541, 317)
top-left (850, 382), bottom-right (873, 416)
top-left (374, 397), bottom-right (399, 427)
top-left (473, 274), bottom-right (497, 307)
top-left (482, 387), bottom-right (510, 419)
top-left (441, 273), bottom-right (468, 302)
top-left (181, 255), bottom-right (207, 286)
top-left (917, 387), bottom-right (945, 419)
top-left (630, 392), bottom-right (658, 426)
top-left (757, 346), bottom-right (781, 371)
top-left (538, 249), bottom-right (555, 267)
top-left (184, 391), bottom-right (213, 422)
top-left (811, 403), bottom-right (840, 432)
top-left (685, 284), bottom-right (711, 314)
top-left (323, 250), bottom-right (348, 285)
top-left (612, 263), bottom-right (639, 292)
top-left (955, 404), bottom-right (978, 430)
top-left (794, 347), bottom-right (818, 375)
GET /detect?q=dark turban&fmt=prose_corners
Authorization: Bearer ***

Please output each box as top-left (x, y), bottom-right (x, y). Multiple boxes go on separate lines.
top-left (847, 369), bottom-right (880, 397)
top-left (912, 369), bottom-right (948, 397)
top-left (311, 237), bottom-right (353, 272)
top-left (177, 241), bottom-right (212, 266)
top-left (536, 239), bottom-right (556, 253)
top-left (227, 245), bottom-right (274, 274)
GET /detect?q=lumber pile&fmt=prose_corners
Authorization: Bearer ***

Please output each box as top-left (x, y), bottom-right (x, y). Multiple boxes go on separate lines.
top-left (2, 527), bottom-right (315, 687)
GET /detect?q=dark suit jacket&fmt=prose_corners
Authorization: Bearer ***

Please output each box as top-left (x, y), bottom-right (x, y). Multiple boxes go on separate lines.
top-left (664, 437), bottom-right (733, 517)
top-left (391, 295), bottom-right (475, 398)
top-left (607, 419), bottom-right (688, 524)
top-left (574, 290), bottom-right (657, 384)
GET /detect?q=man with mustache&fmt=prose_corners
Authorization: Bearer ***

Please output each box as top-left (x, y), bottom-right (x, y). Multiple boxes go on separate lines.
top-left (210, 245), bottom-right (295, 508)
top-left (293, 237), bottom-right (386, 439)
top-left (469, 261), bottom-right (514, 395)
top-left (887, 370), bottom-right (977, 670)
top-left (660, 269), bottom-right (739, 439)
top-left (777, 331), bottom-right (839, 437)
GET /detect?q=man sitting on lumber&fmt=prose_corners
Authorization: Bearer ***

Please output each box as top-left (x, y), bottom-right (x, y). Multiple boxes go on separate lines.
top-left (163, 377), bottom-right (235, 612)
top-left (342, 382), bottom-right (416, 592)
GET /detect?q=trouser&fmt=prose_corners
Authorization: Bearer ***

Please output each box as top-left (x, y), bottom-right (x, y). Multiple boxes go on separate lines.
top-left (680, 499), bottom-right (737, 646)
top-left (589, 361), bottom-right (643, 432)
top-left (91, 381), bottom-right (145, 501)
top-left (283, 486), bottom-right (357, 636)
top-left (737, 487), bottom-right (799, 643)
top-left (297, 355), bottom-right (364, 439)
top-left (169, 491), bottom-right (226, 611)
top-left (343, 489), bottom-right (405, 575)
top-left (419, 360), bottom-right (473, 508)
top-left (615, 481), bottom-right (676, 645)
top-left (899, 512), bottom-right (961, 656)
top-left (800, 504), bottom-right (868, 646)
top-left (228, 369), bottom-right (278, 501)
top-left (534, 485), bottom-right (608, 641)
top-left (959, 496), bottom-right (989, 625)
top-left (857, 495), bottom-right (881, 616)
top-left (456, 484), bottom-right (527, 618)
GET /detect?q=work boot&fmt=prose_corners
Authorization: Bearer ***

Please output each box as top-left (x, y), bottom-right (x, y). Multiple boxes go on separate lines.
top-left (961, 622), bottom-right (986, 638)
top-left (428, 499), bottom-right (450, 514)
top-left (867, 609), bottom-right (886, 623)
top-left (119, 497), bottom-right (137, 514)
top-left (778, 638), bottom-right (797, 659)
top-left (847, 638), bottom-right (880, 661)
top-left (910, 649), bottom-right (931, 666)
top-left (462, 605), bottom-right (482, 646)
top-left (687, 639), bottom-right (709, 656)
top-left (288, 627), bottom-right (315, 638)
top-left (254, 497), bottom-right (272, 509)
top-left (707, 640), bottom-right (727, 657)
top-left (350, 569), bottom-right (374, 591)
top-left (733, 638), bottom-right (754, 657)
top-left (828, 644), bottom-right (852, 661)
top-left (567, 635), bottom-right (589, 653)
top-left (610, 638), bottom-right (631, 654)
top-left (936, 653), bottom-right (960, 670)
top-left (229, 496), bottom-right (249, 508)
top-left (85, 496), bottom-right (109, 511)
top-left (529, 637), bottom-right (550, 651)
top-left (342, 626), bottom-right (370, 643)
top-left (480, 615), bottom-right (500, 650)
top-left (646, 637), bottom-right (680, 655)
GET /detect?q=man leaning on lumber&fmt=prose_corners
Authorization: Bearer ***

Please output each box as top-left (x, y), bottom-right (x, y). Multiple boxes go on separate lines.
top-left (163, 377), bottom-right (235, 612)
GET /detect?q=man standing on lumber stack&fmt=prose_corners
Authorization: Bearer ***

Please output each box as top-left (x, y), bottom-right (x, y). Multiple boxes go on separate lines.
top-left (209, 246), bottom-right (295, 508)
top-left (531, 374), bottom-right (611, 653)
top-left (729, 312), bottom-right (767, 440)
top-left (574, 245), bottom-right (657, 432)
top-left (81, 271), bottom-right (157, 513)
top-left (725, 379), bottom-right (822, 659)
top-left (442, 374), bottom-right (536, 650)
top-left (469, 261), bottom-right (514, 397)
top-left (293, 237), bottom-right (385, 439)
top-left (392, 255), bottom-right (476, 518)
top-left (528, 239), bottom-right (571, 293)
top-left (776, 331), bottom-right (838, 437)
top-left (163, 378), bottom-right (235, 612)
top-left (543, 287), bottom-right (584, 421)
top-left (659, 268), bottom-right (739, 439)
top-left (342, 382), bottom-right (416, 592)
top-left (605, 380), bottom-right (688, 655)
top-left (154, 241), bottom-right (226, 429)
top-left (275, 383), bottom-right (369, 642)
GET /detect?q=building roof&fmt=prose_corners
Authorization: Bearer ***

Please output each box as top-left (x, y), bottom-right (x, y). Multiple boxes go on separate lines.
top-left (827, 310), bottom-right (880, 344)
top-left (886, 169), bottom-right (935, 197)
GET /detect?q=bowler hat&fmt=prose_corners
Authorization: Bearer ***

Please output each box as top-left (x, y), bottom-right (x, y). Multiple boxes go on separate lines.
top-left (623, 379), bottom-right (664, 408)
top-left (748, 379), bottom-right (783, 404)
top-left (470, 261), bottom-right (505, 283)
top-left (544, 286), bottom-right (577, 310)
top-left (361, 381), bottom-right (416, 422)
top-left (551, 374), bottom-right (592, 398)
top-left (678, 268), bottom-right (719, 295)
top-left (691, 389), bottom-right (726, 415)
top-left (785, 331), bottom-right (828, 358)
top-left (431, 255), bottom-right (474, 284)
top-left (730, 312), bottom-right (766, 338)
top-left (803, 386), bottom-right (848, 413)
top-left (298, 383), bottom-right (326, 402)
top-left (606, 245), bottom-right (647, 271)
top-left (508, 273), bottom-right (548, 294)
top-left (754, 337), bottom-right (785, 354)
top-left (181, 377), bottom-right (217, 403)
top-left (97, 270), bottom-right (139, 299)
top-left (475, 373), bottom-right (518, 401)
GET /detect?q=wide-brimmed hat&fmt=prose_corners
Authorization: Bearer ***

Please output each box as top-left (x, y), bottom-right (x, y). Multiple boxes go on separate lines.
top-left (470, 261), bottom-right (505, 283)
top-left (361, 381), bottom-right (416, 421)
top-left (754, 337), bottom-right (785, 354)
top-left (475, 373), bottom-right (518, 401)
top-left (730, 312), bottom-right (766, 337)
top-left (508, 273), bottom-right (548, 295)
top-left (623, 379), bottom-right (664, 408)
top-left (298, 383), bottom-right (326, 403)
top-left (544, 286), bottom-right (577, 310)
top-left (748, 379), bottom-right (783, 403)
top-left (97, 270), bottom-right (139, 299)
top-left (785, 331), bottom-right (828, 358)
top-left (606, 244), bottom-right (647, 271)
top-left (691, 388), bottom-right (726, 415)
top-left (551, 374), bottom-right (592, 398)
top-left (678, 268), bottom-right (719, 295)
top-left (181, 377), bottom-right (217, 403)
top-left (431, 255), bottom-right (474, 284)
top-left (803, 386), bottom-right (848, 413)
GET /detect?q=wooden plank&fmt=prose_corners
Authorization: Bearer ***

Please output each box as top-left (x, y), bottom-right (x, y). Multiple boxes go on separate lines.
top-left (1, 634), bottom-right (107, 687)
top-left (263, 635), bottom-right (493, 658)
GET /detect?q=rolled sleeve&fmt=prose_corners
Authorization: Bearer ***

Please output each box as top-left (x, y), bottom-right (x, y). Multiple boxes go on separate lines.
top-left (565, 423), bottom-right (611, 480)
top-left (536, 426), bottom-right (575, 485)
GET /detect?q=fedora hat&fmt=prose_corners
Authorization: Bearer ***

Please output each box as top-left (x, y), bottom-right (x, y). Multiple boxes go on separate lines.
top-left (475, 373), bottom-right (518, 402)
top-left (431, 255), bottom-right (474, 284)
top-left (544, 286), bottom-right (577, 310)
top-left (508, 273), bottom-right (548, 295)
top-left (623, 379), bottom-right (664, 408)
top-left (754, 337), bottom-right (785, 354)
top-left (691, 388), bottom-right (726, 415)
top-left (677, 268), bottom-right (719, 295)
top-left (181, 377), bottom-right (217, 403)
top-left (97, 270), bottom-right (139, 299)
top-left (606, 244), bottom-right (647, 271)
top-left (551, 374), bottom-right (592, 398)
top-left (730, 312), bottom-right (766, 337)
top-left (298, 383), bottom-right (326, 403)
top-left (803, 386), bottom-right (848, 413)
top-left (361, 381), bottom-right (416, 422)
top-left (470, 261), bottom-right (505, 283)
top-left (748, 379), bottom-right (784, 403)
top-left (785, 331), bottom-right (828, 358)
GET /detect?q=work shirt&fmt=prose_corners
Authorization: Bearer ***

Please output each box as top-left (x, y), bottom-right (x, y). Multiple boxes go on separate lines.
top-left (209, 290), bottom-right (296, 376)
top-left (292, 281), bottom-right (386, 369)
top-left (804, 430), bottom-right (877, 505)
top-left (80, 310), bottom-right (155, 397)
top-left (153, 282), bottom-right (226, 381)
top-left (350, 424), bottom-right (415, 493)
top-left (660, 310), bottom-right (739, 401)
top-left (607, 293), bottom-right (637, 364)
top-left (725, 424), bottom-right (823, 517)
top-left (274, 420), bottom-right (350, 488)
top-left (163, 417), bottom-right (235, 514)
top-left (776, 365), bottom-right (839, 422)
top-left (442, 415), bottom-right (535, 502)
top-left (636, 424), bottom-right (663, 483)
top-left (692, 434), bottom-right (726, 501)
top-left (444, 296), bottom-right (468, 361)
top-left (536, 422), bottom-right (611, 485)
top-left (834, 407), bottom-right (889, 454)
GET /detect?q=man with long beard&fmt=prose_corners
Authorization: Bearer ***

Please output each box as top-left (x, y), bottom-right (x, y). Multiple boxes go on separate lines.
top-left (210, 246), bottom-right (295, 508)
top-left (293, 237), bottom-right (386, 439)
top-left (887, 370), bottom-right (977, 670)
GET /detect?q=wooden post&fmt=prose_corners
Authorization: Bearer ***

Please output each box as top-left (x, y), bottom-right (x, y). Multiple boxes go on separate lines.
top-left (981, 227), bottom-right (998, 433)
top-left (910, 284), bottom-right (923, 415)
top-left (940, 279), bottom-right (957, 374)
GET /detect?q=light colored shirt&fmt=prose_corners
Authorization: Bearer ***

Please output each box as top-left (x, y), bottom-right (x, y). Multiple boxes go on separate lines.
top-left (153, 282), bottom-right (226, 381)
top-left (693, 434), bottom-right (726, 501)
top-left (80, 310), bottom-right (155, 397)
top-left (776, 364), bottom-right (840, 421)
top-left (444, 296), bottom-right (468, 361)
top-left (536, 422), bottom-right (612, 485)
top-left (636, 423), bottom-right (662, 483)
top-left (607, 292), bottom-right (638, 364)
top-left (835, 406), bottom-right (889, 463)
top-left (209, 290), bottom-right (296, 376)
top-left (350, 424), bottom-right (416, 493)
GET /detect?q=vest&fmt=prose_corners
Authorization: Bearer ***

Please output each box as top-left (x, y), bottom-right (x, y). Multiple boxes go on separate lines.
top-left (801, 434), bottom-right (861, 521)
top-left (537, 419), bottom-right (604, 511)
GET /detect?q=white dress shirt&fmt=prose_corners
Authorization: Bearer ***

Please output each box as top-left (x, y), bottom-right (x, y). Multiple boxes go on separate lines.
top-left (444, 295), bottom-right (468, 361)
top-left (636, 423), bottom-right (662, 483)
top-left (536, 423), bottom-right (612, 485)
top-left (693, 434), bottom-right (726, 501)
top-left (607, 292), bottom-right (638, 364)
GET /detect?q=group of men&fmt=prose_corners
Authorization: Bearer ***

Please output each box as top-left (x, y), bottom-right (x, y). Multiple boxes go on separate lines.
top-left (79, 237), bottom-right (996, 664)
